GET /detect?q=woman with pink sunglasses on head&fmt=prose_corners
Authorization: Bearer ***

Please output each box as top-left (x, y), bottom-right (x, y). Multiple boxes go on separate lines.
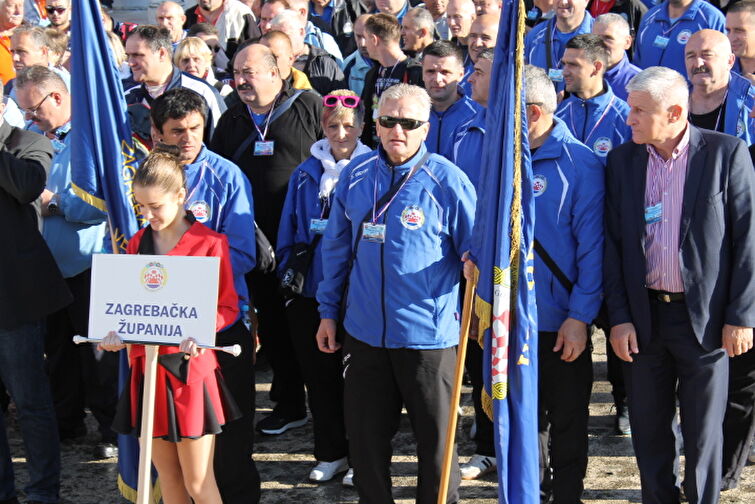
top-left (275, 89), bottom-right (370, 486)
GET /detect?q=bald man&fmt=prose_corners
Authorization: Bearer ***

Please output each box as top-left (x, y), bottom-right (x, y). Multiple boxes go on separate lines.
top-left (155, 1), bottom-right (186, 44)
top-left (467, 13), bottom-right (498, 62)
top-left (260, 30), bottom-right (313, 90)
top-left (447, 0), bottom-right (476, 46)
top-left (686, 29), bottom-right (755, 145)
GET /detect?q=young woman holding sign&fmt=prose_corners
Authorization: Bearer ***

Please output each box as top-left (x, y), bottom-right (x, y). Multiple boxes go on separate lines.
top-left (99, 148), bottom-right (240, 504)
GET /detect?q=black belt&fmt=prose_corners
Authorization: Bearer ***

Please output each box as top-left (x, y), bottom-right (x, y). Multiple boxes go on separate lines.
top-left (648, 289), bottom-right (685, 303)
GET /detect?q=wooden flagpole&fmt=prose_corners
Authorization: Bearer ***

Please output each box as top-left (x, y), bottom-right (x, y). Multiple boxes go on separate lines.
top-left (437, 277), bottom-right (477, 504)
top-left (136, 345), bottom-right (159, 504)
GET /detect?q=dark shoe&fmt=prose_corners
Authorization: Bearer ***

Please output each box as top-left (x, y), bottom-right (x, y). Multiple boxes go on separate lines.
top-left (615, 401), bottom-right (631, 435)
top-left (0, 497), bottom-right (19, 504)
top-left (58, 424), bottom-right (87, 443)
top-left (255, 412), bottom-right (307, 435)
top-left (93, 442), bottom-right (118, 459)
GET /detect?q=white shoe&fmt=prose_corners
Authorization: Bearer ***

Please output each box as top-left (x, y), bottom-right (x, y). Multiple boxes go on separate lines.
top-left (309, 457), bottom-right (349, 482)
top-left (460, 454), bottom-right (496, 480)
top-left (342, 467), bottom-right (354, 487)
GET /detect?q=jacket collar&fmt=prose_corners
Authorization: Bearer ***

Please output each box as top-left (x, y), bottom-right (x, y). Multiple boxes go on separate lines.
top-left (657, 0), bottom-right (702, 23)
top-left (378, 142), bottom-right (428, 171)
top-left (605, 55), bottom-right (629, 80)
top-left (0, 120), bottom-right (11, 145)
top-left (565, 81), bottom-right (617, 109)
top-left (532, 117), bottom-right (572, 162)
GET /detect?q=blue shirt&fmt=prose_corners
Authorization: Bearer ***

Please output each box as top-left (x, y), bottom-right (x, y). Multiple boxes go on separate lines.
top-left (343, 50), bottom-right (373, 96)
top-left (604, 55), bottom-right (641, 102)
top-left (635, 0), bottom-right (725, 77)
top-left (556, 82), bottom-right (632, 163)
top-left (525, 13), bottom-right (595, 91)
top-left (310, 0), bottom-right (334, 25)
top-left (426, 89), bottom-right (481, 154)
top-left (42, 122), bottom-right (108, 278)
top-left (305, 21), bottom-right (344, 65)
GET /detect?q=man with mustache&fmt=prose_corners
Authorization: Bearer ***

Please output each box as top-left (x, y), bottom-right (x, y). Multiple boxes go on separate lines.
top-left (686, 29), bottom-right (754, 145)
top-left (210, 43), bottom-right (323, 441)
top-left (634, 0), bottom-right (725, 77)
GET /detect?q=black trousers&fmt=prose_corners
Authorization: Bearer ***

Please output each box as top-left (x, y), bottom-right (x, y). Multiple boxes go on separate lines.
top-left (214, 319), bottom-right (261, 504)
top-left (464, 338), bottom-right (495, 457)
top-left (343, 334), bottom-right (460, 504)
top-left (721, 346), bottom-right (755, 490)
top-left (44, 268), bottom-right (118, 441)
top-left (285, 296), bottom-right (347, 462)
top-left (604, 330), bottom-right (626, 406)
top-left (538, 331), bottom-right (593, 504)
top-left (624, 299), bottom-right (728, 504)
top-left (246, 270), bottom-right (306, 418)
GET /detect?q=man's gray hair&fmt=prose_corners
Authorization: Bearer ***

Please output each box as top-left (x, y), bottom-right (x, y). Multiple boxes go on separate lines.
top-left (626, 66), bottom-right (688, 109)
top-left (11, 26), bottom-right (49, 49)
top-left (406, 7), bottom-right (435, 31)
top-left (378, 84), bottom-right (432, 121)
top-left (524, 65), bottom-right (557, 115)
top-left (15, 65), bottom-right (68, 95)
top-left (594, 13), bottom-right (631, 38)
top-left (271, 9), bottom-right (304, 30)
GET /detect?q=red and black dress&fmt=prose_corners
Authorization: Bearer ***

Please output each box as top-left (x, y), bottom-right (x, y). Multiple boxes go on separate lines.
top-left (113, 214), bottom-right (241, 441)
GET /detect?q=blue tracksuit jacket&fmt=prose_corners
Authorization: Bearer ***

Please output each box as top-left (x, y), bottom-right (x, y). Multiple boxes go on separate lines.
top-left (531, 118), bottom-right (604, 331)
top-left (635, 0), bottom-right (725, 77)
top-left (183, 146), bottom-right (256, 305)
top-left (556, 82), bottom-right (632, 163)
top-left (722, 71), bottom-right (755, 145)
top-left (446, 107), bottom-right (486, 189)
top-left (525, 13), bottom-right (594, 91)
top-left (316, 144), bottom-right (477, 349)
top-left (276, 156), bottom-right (329, 299)
top-left (604, 55), bottom-right (641, 102)
top-left (426, 90), bottom-right (482, 154)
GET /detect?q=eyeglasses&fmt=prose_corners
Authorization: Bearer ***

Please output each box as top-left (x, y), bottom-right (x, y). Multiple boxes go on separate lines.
top-left (45, 6), bottom-right (67, 14)
top-left (323, 95), bottom-right (360, 108)
top-left (377, 116), bottom-right (426, 130)
top-left (525, 102), bottom-right (543, 106)
top-left (21, 93), bottom-right (52, 118)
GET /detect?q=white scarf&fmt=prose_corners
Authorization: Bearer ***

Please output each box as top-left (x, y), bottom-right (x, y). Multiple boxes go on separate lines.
top-left (311, 138), bottom-right (371, 199)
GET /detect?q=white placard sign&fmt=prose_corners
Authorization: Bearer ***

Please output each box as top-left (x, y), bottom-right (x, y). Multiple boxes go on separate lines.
top-left (89, 254), bottom-right (220, 347)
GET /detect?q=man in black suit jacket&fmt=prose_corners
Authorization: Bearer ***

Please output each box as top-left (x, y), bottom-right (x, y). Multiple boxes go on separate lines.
top-left (604, 66), bottom-right (755, 504)
top-left (0, 93), bottom-right (71, 503)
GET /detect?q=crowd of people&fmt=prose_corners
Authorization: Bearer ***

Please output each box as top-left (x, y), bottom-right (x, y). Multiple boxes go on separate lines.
top-left (0, 0), bottom-right (754, 503)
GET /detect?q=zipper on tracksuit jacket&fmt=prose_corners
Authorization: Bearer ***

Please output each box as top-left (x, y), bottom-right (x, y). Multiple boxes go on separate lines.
top-left (381, 168), bottom-right (396, 348)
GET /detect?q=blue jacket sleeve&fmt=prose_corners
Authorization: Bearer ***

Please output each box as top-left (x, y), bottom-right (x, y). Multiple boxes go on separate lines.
top-left (567, 151), bottom-right (605, 323)
top-left (58, 186), bottom-right (108, 224)
top-left (219, 171), bottom-right (257, 275)
top-left (449, 170), bottom-right (477, 257)
top-left (276, 170), bottom-right (300, 278)
top-left (316, 173), bottom-right (354, 320)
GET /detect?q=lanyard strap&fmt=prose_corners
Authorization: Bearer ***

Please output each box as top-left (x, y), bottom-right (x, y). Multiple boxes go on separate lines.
top-left (246, 95), bottom-right (279, 142)
top-left (545, 18), bottom-right (556, 70)
top-left (371, 151), bottom-right (431, 223)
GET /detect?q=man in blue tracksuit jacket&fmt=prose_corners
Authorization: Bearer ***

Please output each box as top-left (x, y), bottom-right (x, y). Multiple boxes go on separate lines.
top-left (423, 41), bottom-right (482, 154)
top-left (525, 0), bottom-right (594, 91)
top-left (315, 84), bottom-right (476, 504)
top-left (556, 35), bottom-right (632, 163)
top-left (149, 88), bottom-right (261, 504)
top-left (524, 65), bottom-right (604, 502)
top-left (592, 12), bottom-right (641, 102)
top-left (634, 0), bottom-right (725, 77)
top-left (685, 30), bottom-right (755, 144)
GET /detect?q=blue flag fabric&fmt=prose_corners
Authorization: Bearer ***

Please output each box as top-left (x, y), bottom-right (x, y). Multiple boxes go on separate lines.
top-left (470, 0), bottom-right (540, 502)
top-left (70, 1), bottom-right (146, 501)
top-left (70, 0), bottom-right (139, 254)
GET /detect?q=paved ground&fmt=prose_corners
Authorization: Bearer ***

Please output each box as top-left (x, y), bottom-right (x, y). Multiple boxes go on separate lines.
top-left (3, 331), bottom-right (753, 503)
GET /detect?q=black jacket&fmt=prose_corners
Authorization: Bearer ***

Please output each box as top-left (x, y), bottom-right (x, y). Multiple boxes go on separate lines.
top-left (0, 122), bottom-right (71, 329)
top-left (604, 126), bottom-right (755, 351)
top-left (209, 85), bottom-right (323, 245)
top-left (294, 44), bottom-right (347, 96)
top-left (327, 0), bottom-right (366, 57)
top-left (183, 5), bottom-right (261, 60)
top-left (359, 56), bottom-right (424, 148)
